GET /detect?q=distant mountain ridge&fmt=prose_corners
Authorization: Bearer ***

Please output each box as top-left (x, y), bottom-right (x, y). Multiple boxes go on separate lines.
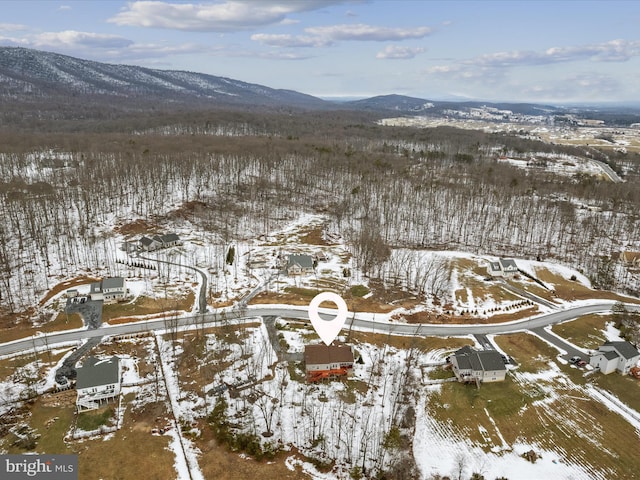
top-left (1, 46), bottom-right (639, 124)
top-left (0, 46), bottom-right (327, 109)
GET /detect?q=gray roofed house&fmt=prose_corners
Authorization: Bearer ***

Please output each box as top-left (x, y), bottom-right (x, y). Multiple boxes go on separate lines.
top-left (76, 356), bottom-right (121, 411)
top-left (590, 340), bottom-right (640, 375)
top-left (140, 235), bottom-right (161, 251)
top-left (160, 233), bottom-right (181, 246)
top-left (449, 345), bottom-right (507, 384)
top-left (89, 277), bottom-right (128, 303)
top-left (486, 258), bottom-right (519, 277)
top-left (286, 254), bottom-right (314, 275)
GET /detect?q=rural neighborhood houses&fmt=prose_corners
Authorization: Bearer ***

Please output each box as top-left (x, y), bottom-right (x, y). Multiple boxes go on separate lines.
top-left (449, 346), bottom-right (507, 384)
top-left (121, 232), bottom-right (182, 253)
top-left (487, 258), bottom-right (519, 277)
top-left (304, 344), bottom-right (354, 382)
top-left (75, 356), bottom-right (122, 412)
top-left (589, 341), bottom-right (640, 375)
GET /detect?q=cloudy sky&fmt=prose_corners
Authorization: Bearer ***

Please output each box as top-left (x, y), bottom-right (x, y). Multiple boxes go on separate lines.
top-left (2, 0), bottom-right (640, 103)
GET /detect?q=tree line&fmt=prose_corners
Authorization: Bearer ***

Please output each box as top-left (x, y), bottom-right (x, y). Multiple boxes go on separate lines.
top-left (0, 112), bottom-right (639, 313)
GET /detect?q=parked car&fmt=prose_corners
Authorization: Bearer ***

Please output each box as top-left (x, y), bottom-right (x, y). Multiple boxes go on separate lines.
top-left (570, 356), bottom-right (587, 367)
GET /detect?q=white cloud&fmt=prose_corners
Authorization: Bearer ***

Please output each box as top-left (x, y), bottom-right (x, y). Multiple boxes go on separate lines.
top-left (0, 23), bottom-right (28, 32)
top-left (32, 31), bottom-right (134, 50)
top-left (58, 5), bottom-right (72, 11)
top-left (251, 33), bottom-right (332, 48)
top-left (108, 0), bottom-right (346, 32)
top-left (376, 45), bottom-right (425, 60)
top-left (465, 39), bottom-right (640, 68)
top-left (305, 23), bottom-right (431, 41)
top-left (251, 22), bottom-right (432, 51)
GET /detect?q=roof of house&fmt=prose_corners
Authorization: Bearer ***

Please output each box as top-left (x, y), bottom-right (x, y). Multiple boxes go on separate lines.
top-left (140, 236), bottom-right (156, 246)
top-left (489, 262), bottom-right (501, 272)
top-left (598, 350), bottom-right (620, 361)
top-left (161, 233), bottom-right (180, 243)
top-left (102, 277), bottom-right (124, 290)
top-left (288, 254), bottom-right (314, 269)
top-left (76, 356), bottom-right (120, 389)
top-left (305, 344), bottom-right (354, 366)
top-left (499, 258), bottom-right (518, 271)
top-left (90, 281), bottom-right (101, 293)
top-left (454, 346), bottom-right (506, 373)
top-left (603, 341), bottom-right (640, 360)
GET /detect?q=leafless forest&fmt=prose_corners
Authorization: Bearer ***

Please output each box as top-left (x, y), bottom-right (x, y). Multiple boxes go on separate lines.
top-left (1, 109), bottom-right (639, 314)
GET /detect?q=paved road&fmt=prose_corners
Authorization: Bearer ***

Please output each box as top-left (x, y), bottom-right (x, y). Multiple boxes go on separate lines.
top-left (591, 158), bottom-right (623, 183)
top-left (500, 281), bottom-right (559, 310)
top-left (530, 326), bottom-right (587, 361)
top-left (140, 254), bottom-right (208, 313)
top-left (4, 302), bottom-right (638, 358)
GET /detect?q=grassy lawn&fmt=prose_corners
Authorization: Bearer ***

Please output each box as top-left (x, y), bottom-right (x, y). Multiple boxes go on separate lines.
top-left (593, 373), bottom-right (640, 412)
top-left (1, 397), bottom-right (76, 454)
top-left (76, 406), bottom-right (116, 431)
top-left (350, 331), bottom-right (472, 351)
top-left (494, 332), bottom-right (559, 373)
top-left (102, 292), bottom-right (194, 323)
top-left (551, 314), bottom-right (610, 350)
top-left (427, 330), bottom-right (640, 478)
top-left (43, 312), bottom-right (83, 332)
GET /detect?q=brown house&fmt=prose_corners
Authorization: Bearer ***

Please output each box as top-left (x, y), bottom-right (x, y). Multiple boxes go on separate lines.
top-left (304, 344), bottom-right (354, 382)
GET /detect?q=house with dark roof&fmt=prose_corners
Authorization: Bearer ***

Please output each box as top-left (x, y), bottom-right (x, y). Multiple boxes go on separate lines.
top-left (139, 235), bottom-right (162, 252)
top-left (138, 233), bottom-right (181, 251)
top-left (76, 356), bottom-right (121, 411)
top-left (286, 254), bottom-right (314, 275)
top-left (159, 233), bottom-right (181, 247)
top-left (449, 346), bottom-right (507, 384)
top-left (589, 341), bottom-right (640, 375)
top-left (487, 258), bottom-right (519, 277)
top-left (305, 344), bottom-right (354, 382)
top-left (89, 277), bottom-right (128, 303)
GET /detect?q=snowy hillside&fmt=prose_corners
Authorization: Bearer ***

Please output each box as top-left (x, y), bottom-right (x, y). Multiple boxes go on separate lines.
top-left (0, 46), bottom-right (327, 108)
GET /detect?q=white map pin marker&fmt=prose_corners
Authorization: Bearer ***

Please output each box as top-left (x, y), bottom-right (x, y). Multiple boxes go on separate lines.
top-left (308, 292), bottom-right (348, 346)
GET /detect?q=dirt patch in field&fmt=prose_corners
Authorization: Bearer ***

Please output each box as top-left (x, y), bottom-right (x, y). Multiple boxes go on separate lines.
top-left (113, 218), bottom-right (159, 236)
top-left (299, 225), bottom-right (329, 245)
top-left (401, 306), bottom-right (539, 324)
top-left (39, 276), bottom-right (99, 307)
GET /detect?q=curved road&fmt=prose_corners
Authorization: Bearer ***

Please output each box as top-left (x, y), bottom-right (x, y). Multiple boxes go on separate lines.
top-left (140, 254), bottom-right (208, 313)
top-left (3, 302), bottom-right (639, 358)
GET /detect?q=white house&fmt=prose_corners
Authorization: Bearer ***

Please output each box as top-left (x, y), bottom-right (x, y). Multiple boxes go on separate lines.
top-left (286, 254), bottom-right (314, 275)
top-left (589, 341), bottom-right (640, 375)
top-left (76, 356), bottom-right (121, 411)
top-left (487, 258), bottom-right (519, 277)
top-left (89, 277), bottom-right (128, 303)
top-left (449, 346), bottom-right (507, 384)
top-left (305, 344), bottom-right (354, 382)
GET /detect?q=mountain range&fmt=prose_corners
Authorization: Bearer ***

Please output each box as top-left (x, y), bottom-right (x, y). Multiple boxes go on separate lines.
top-left (2, 46), bottom-right (640, 123)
